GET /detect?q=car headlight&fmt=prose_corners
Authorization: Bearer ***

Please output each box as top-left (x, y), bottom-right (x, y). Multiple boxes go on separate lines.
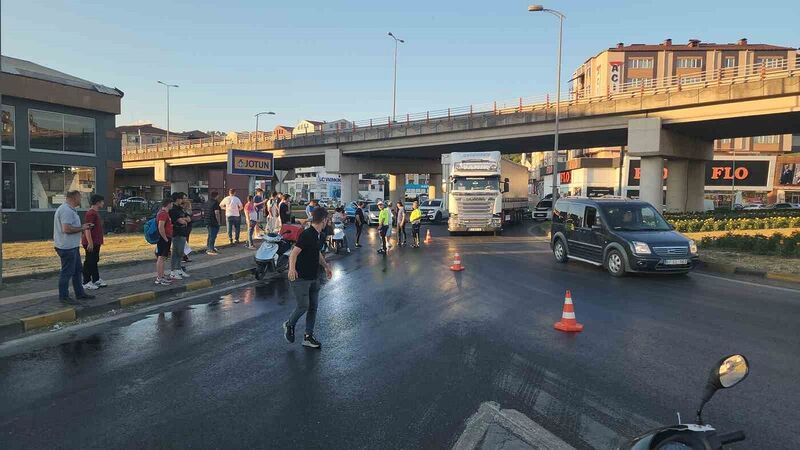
top-left (689, 240), bottom-right (698, 254)
top-left (631, 241), bottom-right (651, 255)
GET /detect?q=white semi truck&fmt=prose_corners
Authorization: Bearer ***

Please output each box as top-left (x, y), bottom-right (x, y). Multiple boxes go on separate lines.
top-left (443, 151), bottom-right (530, 235)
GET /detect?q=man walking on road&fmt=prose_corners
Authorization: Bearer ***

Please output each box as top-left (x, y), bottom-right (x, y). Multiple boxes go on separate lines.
top-left (220, 188), bottom-right (243, 244)
top-left (283, 207), bottom-right (333, 349)
top-left (82, 194), bottom-right (106, 290)
top-left (354, 201), bottom-right (365, 247)
top-left (54, 190), bottom-right (95, 304)
top-left (205, 191), bottom-right (222, 255)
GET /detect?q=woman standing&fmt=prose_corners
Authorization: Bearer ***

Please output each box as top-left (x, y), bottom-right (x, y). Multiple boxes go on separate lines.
top-left (395, 201), bottom-right (407, 247)
top-left (244, 195), bottom-right (258, 249)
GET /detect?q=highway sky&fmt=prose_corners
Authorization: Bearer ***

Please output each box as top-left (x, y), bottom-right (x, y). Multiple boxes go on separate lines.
top-left (2, 0), bottom-right (798, 133)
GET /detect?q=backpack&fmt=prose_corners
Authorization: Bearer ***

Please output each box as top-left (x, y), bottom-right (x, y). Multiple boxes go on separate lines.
top-left (143, 216), bottom-right (160, 244)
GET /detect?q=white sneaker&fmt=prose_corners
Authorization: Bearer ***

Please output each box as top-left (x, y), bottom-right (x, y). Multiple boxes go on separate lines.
top-left (179, 269), bottom-right (191, 278)
top-left (95, 279), bottom-right (108, 287)
top-left (83, 282), bottom-right (99, 290)
top-left (169, 271), bottom-right (183, 280)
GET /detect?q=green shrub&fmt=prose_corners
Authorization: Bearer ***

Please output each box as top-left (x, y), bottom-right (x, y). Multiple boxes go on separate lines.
top-left (670, 215), bottom-right (800, 233)
top-left (698, 231), bottom-right (800, 257)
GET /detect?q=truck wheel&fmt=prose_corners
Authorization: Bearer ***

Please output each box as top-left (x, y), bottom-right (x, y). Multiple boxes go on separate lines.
top-left (553, 238), bottom-right (568, 263)
top-left (606, 249), bottom-right (627, 277)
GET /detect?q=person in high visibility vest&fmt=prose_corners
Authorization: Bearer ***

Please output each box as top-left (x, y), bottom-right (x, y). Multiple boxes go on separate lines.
top-left (409, 201), bottom-right (423, 248)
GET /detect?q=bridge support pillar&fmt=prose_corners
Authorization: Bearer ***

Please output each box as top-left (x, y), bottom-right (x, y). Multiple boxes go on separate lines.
top-left (340, 174), bottom-right (359, 204)
top-left (389, 173), bottom-right (406, 204)
top-left (428, 174), bottom-right (443, 199)
top-left (628, 118), bottom-right (713, 213)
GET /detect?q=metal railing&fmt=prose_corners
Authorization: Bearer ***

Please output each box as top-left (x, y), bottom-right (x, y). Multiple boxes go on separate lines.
top-left (122, 59), bottom-right (798, 157)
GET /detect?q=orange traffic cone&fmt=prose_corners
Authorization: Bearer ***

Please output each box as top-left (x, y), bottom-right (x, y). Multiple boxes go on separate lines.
top-left (450, 252), bottom-right (465, 271)
top-left (424, 229), bottom-right (433, 244)
top-left (554, 290), bottom-right (583, 332)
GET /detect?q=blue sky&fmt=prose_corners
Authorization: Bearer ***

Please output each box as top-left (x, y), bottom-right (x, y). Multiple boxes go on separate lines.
top-left (3, 1), bottom-right (797, 133)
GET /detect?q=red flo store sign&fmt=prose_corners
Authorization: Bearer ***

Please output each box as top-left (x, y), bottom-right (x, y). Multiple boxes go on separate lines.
top-left (558, 171), bottom-right (572, 184)
top-left (627, 159), bottom-right (770, 188)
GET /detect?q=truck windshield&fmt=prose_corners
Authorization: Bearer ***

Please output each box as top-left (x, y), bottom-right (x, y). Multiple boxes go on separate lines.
top-left (452, 177), bottom-right (499, 191)
top-left (600, 204), bottom-right (672, 231)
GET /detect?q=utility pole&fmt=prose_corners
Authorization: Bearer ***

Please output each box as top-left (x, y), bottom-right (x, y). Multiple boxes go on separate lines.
top-left (388, 32), bottom-right (405, 122)
top-left (254, 111), bottom-right (276, 148)
top-left (157, 81), bottom-right (178, 151)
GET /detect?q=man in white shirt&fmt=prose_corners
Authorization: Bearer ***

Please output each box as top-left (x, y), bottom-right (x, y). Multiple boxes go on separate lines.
top-left (54, 190), bottom-right (95, 304)
top-left (219, 188), bottom-right (243, 244)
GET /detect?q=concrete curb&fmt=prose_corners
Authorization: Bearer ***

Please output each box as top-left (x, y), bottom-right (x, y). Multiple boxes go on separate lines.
top-left (697, 260), bottom-right (800, 284)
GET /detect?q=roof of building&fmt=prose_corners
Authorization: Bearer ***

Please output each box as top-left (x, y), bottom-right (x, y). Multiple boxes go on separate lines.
top-left (298, 119), bottom-right (324, 125)
top-left (2, 55), bottom-right (123, 96)
top-left (181, 130), bottom-right (210, 139)
top-left (608, 41), bottom-right (794, 53)
top-left (115, 124), bottom-right (170, 135)
top-left (274, 125), bottom-right (295, 132)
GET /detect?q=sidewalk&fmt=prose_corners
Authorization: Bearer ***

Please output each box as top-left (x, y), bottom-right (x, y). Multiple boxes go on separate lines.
top-left (0, 242), bottom-right (259, 339)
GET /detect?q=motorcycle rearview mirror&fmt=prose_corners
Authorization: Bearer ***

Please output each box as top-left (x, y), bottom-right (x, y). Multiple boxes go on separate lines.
top-left (696, 354), bottom-right (749, 424)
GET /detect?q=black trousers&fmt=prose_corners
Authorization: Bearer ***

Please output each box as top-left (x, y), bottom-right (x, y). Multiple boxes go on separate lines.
top-left (412, 223), bottom-right (421, 245)
top-left (82, 244), bottom-right (101, 283)
top-left (355, 223), bottom-right (363, 244)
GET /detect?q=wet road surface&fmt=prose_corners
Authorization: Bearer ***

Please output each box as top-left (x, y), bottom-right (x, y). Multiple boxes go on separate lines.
top-left (1, 224), bottom-right (798, 449)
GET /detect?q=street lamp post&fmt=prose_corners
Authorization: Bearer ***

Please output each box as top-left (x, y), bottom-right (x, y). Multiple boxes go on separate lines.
top-left (528, 5), bottom-right (565, 200)
top-left (254, 111), bottom-right (276, 147)
top-left (388, 32), bottom-right (405, 122)
top-left (157, 81), bottom-right (179, 151)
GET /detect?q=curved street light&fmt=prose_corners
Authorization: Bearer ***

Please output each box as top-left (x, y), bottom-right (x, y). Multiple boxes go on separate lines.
top-left (388, 32), bottom-right (405, 122)
top-left (157, 80), bottom-right (179, 151)
top-left (528, 5), bottom-right (565, 200)
top-left (254, 111), bottom-right (276, 146)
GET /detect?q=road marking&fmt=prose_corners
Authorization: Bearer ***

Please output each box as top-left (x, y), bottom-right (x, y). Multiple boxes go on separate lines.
top-left (692, 272), bottom-right (800, 293)
top-left (0, 252), bottom-right (251, 307)
top-left (0, 280), bottom-right (259, 355)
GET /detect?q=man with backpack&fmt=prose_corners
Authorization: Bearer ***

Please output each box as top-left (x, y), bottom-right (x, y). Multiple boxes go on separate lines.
top-left (169, 192), bottom-right (192, 280)
top-left (154, 197), bottom-right (175, 285)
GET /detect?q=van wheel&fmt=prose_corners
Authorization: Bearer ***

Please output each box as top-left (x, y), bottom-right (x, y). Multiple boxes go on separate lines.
top-left (553, 239), bottom-right (568, 263)
top-left (606, 250), bottom-right (626, 277)
top-left (435, 212), bottom-right (442, 223)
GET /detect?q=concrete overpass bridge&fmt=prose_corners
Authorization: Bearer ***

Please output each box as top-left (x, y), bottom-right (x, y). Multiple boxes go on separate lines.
top-left (122, 61), bottom-right (800, 210)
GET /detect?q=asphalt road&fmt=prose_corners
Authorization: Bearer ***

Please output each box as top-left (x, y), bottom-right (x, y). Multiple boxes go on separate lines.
top-left (0, 224), bottom-right (798, 449)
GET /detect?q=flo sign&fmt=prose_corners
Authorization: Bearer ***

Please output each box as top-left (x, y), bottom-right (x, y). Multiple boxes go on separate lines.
top-left (227, 150), bottom-right (274, 177)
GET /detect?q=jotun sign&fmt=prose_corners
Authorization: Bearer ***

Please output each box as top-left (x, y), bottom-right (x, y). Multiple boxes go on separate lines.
top-left (228, 150), bottom-right (274, 177)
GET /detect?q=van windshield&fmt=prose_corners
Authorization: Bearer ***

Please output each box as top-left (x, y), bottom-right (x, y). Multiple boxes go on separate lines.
top-left (600, 204), bottom-right (672, 231)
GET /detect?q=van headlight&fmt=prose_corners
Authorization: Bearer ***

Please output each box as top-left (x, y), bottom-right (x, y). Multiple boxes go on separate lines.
top-left (631, 241), bottom-right (651, 255)
top-left (689, 240), bottom-right (698, 254)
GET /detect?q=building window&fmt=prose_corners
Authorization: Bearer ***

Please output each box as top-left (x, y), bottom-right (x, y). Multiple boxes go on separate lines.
top-left (628, 78), bottom-right (654, 87)
top-left (28, 109), bottom-right (96, 154)
top-left (677, 57), bottom-right (702, 69)
top-left (756, 57), bottom-right (784, 69)
top-left (718, 138), bottom-right (732, 144)
top-left (2, 162), bottom-right (15, 210)
top-left (753, 135), bottom-right (779, 145)
top-left (723, 56), bottom-right (736, 68)
top-left (680, 75), bottom-right (703, 85)
top-left (30, 164), bottom-right (96, 209)
top-left (1, 105), bottom-right (14, 149)
top-left (628, 58), bottom-right (653, 69)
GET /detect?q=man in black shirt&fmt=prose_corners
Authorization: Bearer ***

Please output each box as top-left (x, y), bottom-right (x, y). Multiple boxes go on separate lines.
top-left (168, 192), bottom-right (191, 279)
top-left (354, 201), bottom-right (365, 247)
top-left (205, 191), bottom-right (222, 255)
top-left (283, 206), bottom-right (332, 349)
top-left (279, 194), bottom-right (292, 225)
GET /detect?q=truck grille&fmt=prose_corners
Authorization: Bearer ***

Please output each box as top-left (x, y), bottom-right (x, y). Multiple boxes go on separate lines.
top-left (652, 246), bottom-right (689, 257)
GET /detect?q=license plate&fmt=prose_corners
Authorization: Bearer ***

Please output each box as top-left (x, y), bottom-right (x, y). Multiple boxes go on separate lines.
top-left (468, 228), bottom-right (482, 232)
top-left (665, 259), bottom-right (688, 265)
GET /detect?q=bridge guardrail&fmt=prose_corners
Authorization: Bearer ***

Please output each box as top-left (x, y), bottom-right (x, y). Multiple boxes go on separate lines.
top-left (122, 59), bottom-right (798, 158)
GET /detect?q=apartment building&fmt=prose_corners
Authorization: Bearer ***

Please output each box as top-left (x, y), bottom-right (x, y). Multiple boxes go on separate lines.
top-left (529, 38), bottom-right (800, 206)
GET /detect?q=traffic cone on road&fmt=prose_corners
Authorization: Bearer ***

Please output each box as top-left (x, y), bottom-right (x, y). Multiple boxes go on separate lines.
top-left (424, 229), bottom-right (433, 244)
top-left (554, 290), bottom-right (583, 332)
top-left (450, 252), bottom-right (465, 272)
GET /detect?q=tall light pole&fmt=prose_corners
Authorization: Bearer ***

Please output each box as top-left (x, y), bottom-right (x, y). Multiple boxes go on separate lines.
top-left (254, 111), bottom-right (276, 147)
top-left (157, 81), bottom-right (179, 151)
top-left (528, 5), bottom-right (565, 200)
top-left (388, 32), bottom-right (405, 122)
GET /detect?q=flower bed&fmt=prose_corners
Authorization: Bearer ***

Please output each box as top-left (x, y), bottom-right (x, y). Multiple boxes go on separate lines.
top-left (699, 231), bottom-right (800, 257)
top-left (664, 210), bottom-right (800, 221)
top-left (670, 216), bottom-right (800, 233)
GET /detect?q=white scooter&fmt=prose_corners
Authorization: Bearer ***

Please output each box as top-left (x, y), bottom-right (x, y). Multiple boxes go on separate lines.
top-left (328, 221), bottom-right (348, 254)
top-left (254, 232), bottom-right (293, 280)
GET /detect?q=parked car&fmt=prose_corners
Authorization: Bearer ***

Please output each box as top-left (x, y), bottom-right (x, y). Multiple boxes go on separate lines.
top-left (365, 203), bottom-right (381, 225)
top-left (119, 196), bottom-right (146, 208)
top-left (533, 199), bottom-right (553, 221)
top-left (419, 199), bottom-right (448, 223)
top-left (550, 197), bottom-right (698, 277)
top-left (742, 203), bottom-right (765, 210)
top-left (768, 202), bottom-right (798, 209)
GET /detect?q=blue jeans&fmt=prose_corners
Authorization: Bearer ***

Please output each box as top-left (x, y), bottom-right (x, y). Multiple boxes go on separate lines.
top-left (287, 279), bottom-right (320, 335)
top-left (55, 247), bottom-right (86, 299)
top-left (207, 225), bottom-right (220, 250)
top-left (227, 216), bottom-right (241, 242)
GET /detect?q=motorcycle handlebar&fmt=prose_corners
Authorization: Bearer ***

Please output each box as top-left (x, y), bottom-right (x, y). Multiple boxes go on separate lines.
top-left (718, 430), bottom-right (746, 445)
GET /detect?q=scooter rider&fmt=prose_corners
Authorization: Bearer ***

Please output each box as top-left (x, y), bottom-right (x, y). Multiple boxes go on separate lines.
top-left (331, 207), bottom-right (351, 254)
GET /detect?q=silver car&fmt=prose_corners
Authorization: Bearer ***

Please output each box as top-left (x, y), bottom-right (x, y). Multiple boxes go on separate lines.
top-left (533, 199), bottom-right (553, 221)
